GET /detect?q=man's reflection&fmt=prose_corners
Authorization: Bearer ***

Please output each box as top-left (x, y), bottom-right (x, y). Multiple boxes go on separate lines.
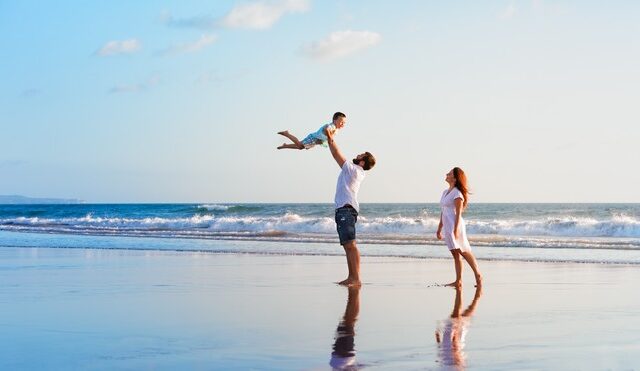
top-left (435, 286), bottom-right (482, 369)
top-left (330, 286), bottom-right (361, 370)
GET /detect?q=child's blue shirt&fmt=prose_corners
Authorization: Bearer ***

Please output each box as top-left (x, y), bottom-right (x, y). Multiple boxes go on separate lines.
top-left (301, 123), bottom-right (336, 148)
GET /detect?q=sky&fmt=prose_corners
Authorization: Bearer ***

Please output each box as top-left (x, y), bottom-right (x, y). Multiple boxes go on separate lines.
top-left (1, 0), bottom-right (639, 203)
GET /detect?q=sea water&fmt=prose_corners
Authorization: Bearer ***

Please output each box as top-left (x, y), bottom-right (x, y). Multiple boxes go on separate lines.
top-left (1, 203), bottom-right (639, 264)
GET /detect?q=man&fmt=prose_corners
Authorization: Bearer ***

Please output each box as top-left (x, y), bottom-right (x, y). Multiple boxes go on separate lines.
top-left (326, 127), bottom-right (376, 287)
top-left (330, 286), bottom-right (360, 368)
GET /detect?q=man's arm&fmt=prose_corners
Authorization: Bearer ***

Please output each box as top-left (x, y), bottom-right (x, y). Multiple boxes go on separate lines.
top-left (326, 126), bottom-right (346, 168)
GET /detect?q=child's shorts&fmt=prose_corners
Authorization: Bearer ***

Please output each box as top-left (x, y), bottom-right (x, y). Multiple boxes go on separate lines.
top-left (301, 134), bottom-right (323, 149)
top-left (335, 206), bottom-right (358, 245)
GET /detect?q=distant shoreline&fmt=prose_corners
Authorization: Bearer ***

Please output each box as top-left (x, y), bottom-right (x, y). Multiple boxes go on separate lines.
top-left (0, 195), bottom-right (83, 204)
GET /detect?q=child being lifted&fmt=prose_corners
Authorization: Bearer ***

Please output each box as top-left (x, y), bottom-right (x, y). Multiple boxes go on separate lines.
top-left (277, 112), bottom-right (346, 150)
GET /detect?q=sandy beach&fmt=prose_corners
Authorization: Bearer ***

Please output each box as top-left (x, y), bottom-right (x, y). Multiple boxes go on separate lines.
top-left (1, 245), bottom-right (639, 370)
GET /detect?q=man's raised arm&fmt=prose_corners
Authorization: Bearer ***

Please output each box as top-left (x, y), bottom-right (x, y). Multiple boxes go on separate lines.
top-left (326, 126), bottom-right (346, 168)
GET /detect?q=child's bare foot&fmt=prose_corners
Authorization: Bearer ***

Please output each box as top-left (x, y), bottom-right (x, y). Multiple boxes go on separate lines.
top-left (444, 281), bottom-right (462, 288)
top-left (337, 278), bottom-right (361, 287)
top-left (277, 130), bottom-right (289, 136)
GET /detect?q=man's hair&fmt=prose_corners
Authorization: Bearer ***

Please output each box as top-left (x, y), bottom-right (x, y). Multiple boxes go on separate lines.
top-left (333, 112), bottom-right (346, 121)
top-left (362, 152), bottom-right (376, 171)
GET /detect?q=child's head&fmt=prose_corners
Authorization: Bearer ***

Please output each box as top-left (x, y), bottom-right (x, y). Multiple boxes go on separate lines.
top-left (332, 112), bottom-right (346, 129)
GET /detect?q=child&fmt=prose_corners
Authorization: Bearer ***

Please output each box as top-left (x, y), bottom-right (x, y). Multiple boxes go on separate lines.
top-left (277, 112), bottom-right (346, 150)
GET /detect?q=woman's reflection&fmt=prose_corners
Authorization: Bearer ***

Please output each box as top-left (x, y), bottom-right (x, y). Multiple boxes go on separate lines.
top-left (435, 286), bottom-right (482, 369)
top-left (330, 286), bottom-right (361, 370)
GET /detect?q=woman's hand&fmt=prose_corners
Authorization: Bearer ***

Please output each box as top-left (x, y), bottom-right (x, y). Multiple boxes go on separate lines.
top-left (436, 229), bottom-right (443, 240)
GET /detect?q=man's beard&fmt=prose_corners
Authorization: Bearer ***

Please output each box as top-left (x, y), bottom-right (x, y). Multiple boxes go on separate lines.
top-left (353, 158), bottom-right (360, 165)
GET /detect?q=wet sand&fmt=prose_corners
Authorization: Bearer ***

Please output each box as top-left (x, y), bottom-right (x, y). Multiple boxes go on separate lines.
top-left (1, 246), bottom-right (639, 369)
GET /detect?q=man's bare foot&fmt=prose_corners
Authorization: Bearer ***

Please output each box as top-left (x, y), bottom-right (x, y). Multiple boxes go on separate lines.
top-left (277, 130), bottom-right (289, 136)
top-left (474, 274), bottom-right (483, 287)
top-left (337, 278), bottom-right (361, 287)
top-left (444, 281), bottom-right (462, 288)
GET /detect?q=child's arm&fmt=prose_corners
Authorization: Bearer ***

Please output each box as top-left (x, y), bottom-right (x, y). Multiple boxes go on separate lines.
top-left (326, 127), bottom-right (346, 168)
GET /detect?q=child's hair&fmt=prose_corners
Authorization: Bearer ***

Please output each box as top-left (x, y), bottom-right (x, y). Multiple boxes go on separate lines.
top-left (362, 152), bottom-right (376, 171)
top-left (333, 112), bottom-right (346, 121)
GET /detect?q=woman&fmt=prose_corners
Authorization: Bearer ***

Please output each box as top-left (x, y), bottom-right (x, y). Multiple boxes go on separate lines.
top-left (437, 167), bottom-right (482, 287)
top-left (435, 285), bottom-right (482, 368)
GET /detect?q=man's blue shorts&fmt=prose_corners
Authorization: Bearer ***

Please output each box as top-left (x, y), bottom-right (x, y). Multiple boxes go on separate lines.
top-left (335, 206), bottom-right (358, 245)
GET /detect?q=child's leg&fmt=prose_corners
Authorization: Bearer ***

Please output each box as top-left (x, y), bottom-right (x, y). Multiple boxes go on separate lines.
top-left (277, 143), bottom-right (304, 150)
top-left (277, 131), bottom-right (305, 149)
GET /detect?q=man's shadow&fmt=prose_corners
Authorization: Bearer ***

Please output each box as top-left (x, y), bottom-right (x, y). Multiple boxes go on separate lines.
top-left (435, 286), bottom-right (482, 369)
top-left (330, 286), bottom-right (361, 370)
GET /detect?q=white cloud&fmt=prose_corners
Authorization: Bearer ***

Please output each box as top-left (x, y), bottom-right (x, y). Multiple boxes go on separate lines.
top-left (157, 34), bottom-right (218, 56)
top-left (21, 88), bottom-right (42, 98)
top-left (196, 70), bottom-right (247, 84)
top-left (499, 3), bottom-right (517, 19)
top-left (304, 30), bottom-right (381, 61)
top-left (109, 76), bottom-right (159, 94)
top-left (0, 159), bottom-right (27, 168)
top-left (162, 13), bottom-right (217, 30)
top-left (221, 0), bottom-right (309, 30)
top-left (532, 0), bottom-right (570, 16)
top-left (96, 39), bottom-right (141, 57)
top-left (109, 84), bottom-right (142, 94)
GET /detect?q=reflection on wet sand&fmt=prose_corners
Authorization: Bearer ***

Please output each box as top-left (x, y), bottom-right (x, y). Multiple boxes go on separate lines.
top-left (330, 286), bottom-right (361, 370)
top-left (435, 286), bottom-right (482, 369)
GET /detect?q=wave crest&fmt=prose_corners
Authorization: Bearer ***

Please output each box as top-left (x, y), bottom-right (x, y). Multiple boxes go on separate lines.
top-left (1, 212), bottom-right (639, 250)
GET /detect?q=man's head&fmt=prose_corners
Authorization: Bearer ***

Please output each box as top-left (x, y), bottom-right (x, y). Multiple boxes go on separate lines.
top-left (332, 112), bottom-right (346, 129)
top-left (353, 152), bottom-right (376, 171)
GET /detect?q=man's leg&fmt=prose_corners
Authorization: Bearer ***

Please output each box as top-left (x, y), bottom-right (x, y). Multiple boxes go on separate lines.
top-left (338, 240), bottom-right (361, 287)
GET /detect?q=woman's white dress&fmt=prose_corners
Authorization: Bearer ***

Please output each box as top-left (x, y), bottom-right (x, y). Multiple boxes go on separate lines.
top-left (440, 188), bottom-right (472, 252)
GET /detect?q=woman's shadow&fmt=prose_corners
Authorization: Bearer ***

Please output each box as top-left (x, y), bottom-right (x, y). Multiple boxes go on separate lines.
top-left (330, 286), bottom-right (362, 370)
top-left (435, 286), bottom-right (482, 369)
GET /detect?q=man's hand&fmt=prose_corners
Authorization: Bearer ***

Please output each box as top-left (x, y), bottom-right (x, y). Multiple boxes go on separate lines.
top-left (325, 125), bottom-right (334, 140)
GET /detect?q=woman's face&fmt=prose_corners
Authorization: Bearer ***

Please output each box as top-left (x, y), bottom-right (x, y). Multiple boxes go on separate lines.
top-left (446, 170), bottom-right (456, 184)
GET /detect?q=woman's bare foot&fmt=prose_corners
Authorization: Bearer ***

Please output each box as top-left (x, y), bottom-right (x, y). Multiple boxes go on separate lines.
top-left (444, 281), bottom-right (462, 288)
top-left (474, 274), bottom-right (483, 287)
top-left (337, 278), bottom-right (362, 287)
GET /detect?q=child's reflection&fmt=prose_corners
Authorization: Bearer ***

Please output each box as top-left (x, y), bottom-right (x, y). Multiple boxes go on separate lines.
top-left (435, 286), bottom-right (482, 369)
top-left (330, 286), bottom-right (361, 370)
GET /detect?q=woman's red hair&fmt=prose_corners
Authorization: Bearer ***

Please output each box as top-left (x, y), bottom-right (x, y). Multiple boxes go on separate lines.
top-left (453, 167), bottom-right (470, 209)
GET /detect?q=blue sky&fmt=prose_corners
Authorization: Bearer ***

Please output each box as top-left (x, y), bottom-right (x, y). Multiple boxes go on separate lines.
top-left (1, 0), bottom-right (638, 203)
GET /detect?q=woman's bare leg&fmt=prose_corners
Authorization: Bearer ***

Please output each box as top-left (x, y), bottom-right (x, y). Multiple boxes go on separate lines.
top-left (460, 251), bottom-right (482, 287)
top-left (445, 249), bottom-right (462, 287)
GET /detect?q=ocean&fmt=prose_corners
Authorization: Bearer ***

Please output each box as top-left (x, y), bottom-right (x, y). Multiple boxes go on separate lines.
top-left (1, 203), bottom-right (639, 264)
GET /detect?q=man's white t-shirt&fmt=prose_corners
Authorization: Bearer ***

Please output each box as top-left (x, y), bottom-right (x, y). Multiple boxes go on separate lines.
top-left (334, 161), bottom-right (365, 212)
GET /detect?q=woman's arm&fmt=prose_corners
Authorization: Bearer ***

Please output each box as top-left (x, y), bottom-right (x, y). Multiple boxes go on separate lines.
top-left (436, 212), bottom-right (443, 239)
top-left (454, 198), bottom-right (463, 239)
